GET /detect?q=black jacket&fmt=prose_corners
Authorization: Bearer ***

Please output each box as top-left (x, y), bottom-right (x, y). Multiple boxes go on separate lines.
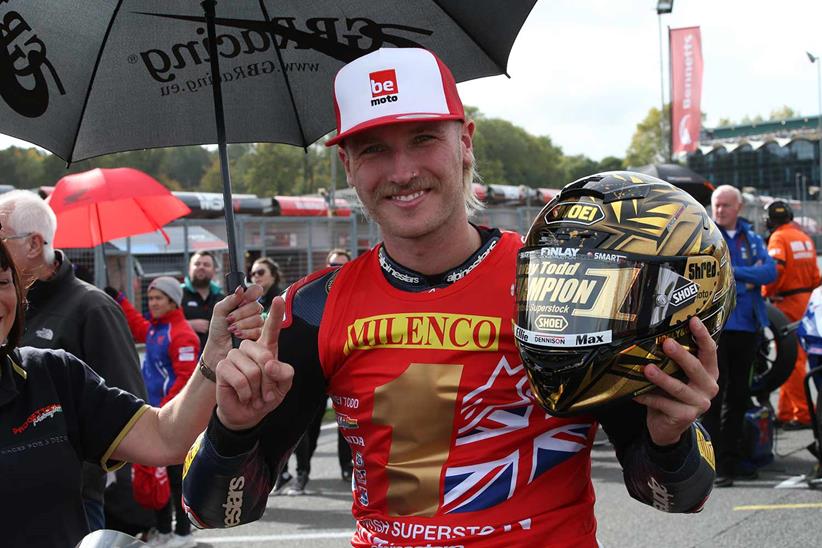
top-left (259, 283), bottom-right (282, 313)
top-left (0, 348), bottom-right (145, 547)
top-left (22, 252), bottom-right (146, 503)
top-left (181, 278), bottom-right (225, 351)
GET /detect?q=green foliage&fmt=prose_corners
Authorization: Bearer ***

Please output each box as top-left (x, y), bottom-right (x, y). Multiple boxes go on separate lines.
top-left (740, 114), bottom-right (765, 125)
top-left (769, 105), bottom-right (800, 121)
top-left (472, 117), bottom-right (566, 188)
top-left (0, 147), bottom-right (49, 189)
top-left (0, 110), bottom-right (624, 195)
top-left (560, 155), bottom-right (600, 183)
top-left (597, 156), bottom-right (624, 172)
top-left (625, 104), bottom-right (670, 167)
top-left (717, 105), bottom-right (800, 127)
top-left (0, 145), bottom-right (213, 191)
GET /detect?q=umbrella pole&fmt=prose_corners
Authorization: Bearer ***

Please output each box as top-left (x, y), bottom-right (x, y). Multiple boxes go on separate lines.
top-left (202, 0), bottom-right (244, 294)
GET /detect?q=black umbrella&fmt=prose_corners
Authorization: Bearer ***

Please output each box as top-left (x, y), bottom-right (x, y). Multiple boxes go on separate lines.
top-left (634, 163), bottom-right (715, 206)
top-left (0, 0), bottom-right (537, 290)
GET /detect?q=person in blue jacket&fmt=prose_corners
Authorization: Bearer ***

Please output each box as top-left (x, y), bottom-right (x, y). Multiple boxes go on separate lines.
top-left (703, 184), bottom-right (777, 487)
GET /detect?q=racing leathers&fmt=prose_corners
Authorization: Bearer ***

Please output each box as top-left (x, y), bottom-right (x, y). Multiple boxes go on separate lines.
top-left (763, 221), bottom-right (822, 424)
top-left (182, 227), bottom-right (716, 547)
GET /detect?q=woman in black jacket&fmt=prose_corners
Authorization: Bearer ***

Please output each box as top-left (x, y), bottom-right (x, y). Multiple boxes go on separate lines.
top-left (249, 257), bottom-right (282, 313)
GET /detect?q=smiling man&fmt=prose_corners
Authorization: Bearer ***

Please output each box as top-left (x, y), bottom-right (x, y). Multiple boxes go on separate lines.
top-left (181, 251), bottom-right (225, 353)
top-left (183, 48), bottom-right (721, 547)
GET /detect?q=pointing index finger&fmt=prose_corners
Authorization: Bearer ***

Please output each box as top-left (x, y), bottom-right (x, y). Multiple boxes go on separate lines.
top-left (259, 296), bottom-right (287, 404)
top-left (259, 296), bottom-right (285, 356)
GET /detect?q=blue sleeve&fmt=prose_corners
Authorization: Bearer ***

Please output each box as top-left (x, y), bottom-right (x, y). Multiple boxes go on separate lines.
top-left (732, 233), bottom-right (777, 285)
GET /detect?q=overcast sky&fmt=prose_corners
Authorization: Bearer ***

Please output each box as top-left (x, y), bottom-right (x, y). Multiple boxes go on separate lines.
top-left (458, 0), bottom-right (822, 160)
top-left (2, 1), bottom-right (821, 161)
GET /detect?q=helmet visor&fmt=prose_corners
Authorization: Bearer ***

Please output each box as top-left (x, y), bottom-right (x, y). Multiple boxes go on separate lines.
top-left (515, 248), bottom-right (720, 349)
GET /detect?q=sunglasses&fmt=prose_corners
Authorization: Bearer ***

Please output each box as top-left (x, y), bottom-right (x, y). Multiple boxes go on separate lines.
top-left (250, 269), bottom-right (269, 277)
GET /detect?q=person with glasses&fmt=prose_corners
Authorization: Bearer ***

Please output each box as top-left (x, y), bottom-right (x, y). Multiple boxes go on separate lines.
top-left (0, 190), bottom-right (146, 532)
top-left (325, 248), bottom-right (354, 484)
top-left (326, 248), bottom-right (352, 268)
top-left (249, 257), bottom-right (283, 314)
top-left (0, 232), bottom-right (266, 547)
top-left (283, 249), bottom-right (355, 496)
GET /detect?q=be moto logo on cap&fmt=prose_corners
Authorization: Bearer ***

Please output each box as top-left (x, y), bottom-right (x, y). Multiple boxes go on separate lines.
top-left (326, 48), bottom-right (464, 146)
top-left (369, 69), bottom-right (398, 100)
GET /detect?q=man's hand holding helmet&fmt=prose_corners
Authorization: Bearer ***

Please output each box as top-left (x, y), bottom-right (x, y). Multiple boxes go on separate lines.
top-left (634, 316), bottom-right (718, 446)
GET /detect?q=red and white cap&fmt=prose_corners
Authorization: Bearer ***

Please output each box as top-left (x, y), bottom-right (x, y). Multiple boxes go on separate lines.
top-left (326, 48), bottom-right (465, 147)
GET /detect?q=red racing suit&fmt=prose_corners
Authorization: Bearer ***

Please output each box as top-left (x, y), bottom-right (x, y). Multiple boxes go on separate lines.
top-left (320, 232), bottom-right (596, 545)
top-left (181, 227), bottom-right (716, 547)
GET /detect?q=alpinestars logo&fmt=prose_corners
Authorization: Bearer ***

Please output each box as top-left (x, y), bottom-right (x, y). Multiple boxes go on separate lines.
top-left (13, 404), bottom-right (63, 434)
top-left (1, 9), bottom-right (66, 118)
top-left (369, 69), bottom-right (398, 106)
top-left (223, 476), bottom-right (244, 527)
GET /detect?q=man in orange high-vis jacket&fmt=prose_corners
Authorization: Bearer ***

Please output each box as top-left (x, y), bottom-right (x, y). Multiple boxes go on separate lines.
top-left (763, 201), bottom-right (822, 427)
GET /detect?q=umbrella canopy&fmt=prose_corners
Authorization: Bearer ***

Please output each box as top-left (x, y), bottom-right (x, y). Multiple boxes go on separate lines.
top-left (47, 168), bottom-right (191, 248)
top-left (634, 163), bottom-right (715, 206)
top-left (1, 1), bottom-right (537, 287)
top-left (1, 1), bottom-right (537, 161)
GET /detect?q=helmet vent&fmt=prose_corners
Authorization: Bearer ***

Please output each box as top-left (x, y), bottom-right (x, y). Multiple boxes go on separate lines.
top-left (603, 185), bottom-right (651, 203)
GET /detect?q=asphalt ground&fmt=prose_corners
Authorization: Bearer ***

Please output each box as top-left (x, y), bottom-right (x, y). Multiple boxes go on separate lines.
top-left (189, 413), bottom-right (822, 548)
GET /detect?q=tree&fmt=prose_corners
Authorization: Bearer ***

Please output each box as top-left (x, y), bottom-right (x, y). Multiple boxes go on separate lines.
top-left (740, 114), bottom-right (765, 125)
top-left (159, 146), bottom-right (213, 190)
top-left (715, 106), bottom-right (800, 128)
top-left (769, 105), bottom-right (799, 121)
top-left (625, 104), bottom-right (670, 167)
top-left (0, 107), bottom-right (629, 195)
top-left (201, 144), bottom-right (253, 193)
top-left (0, 147), bottom-right (48, 189)
top-left (597, 156), bottom-right (624, 172)
top-left (560, 155), bottom-right (600, 183)
top-left (472, 114), bottom-right (566, 188)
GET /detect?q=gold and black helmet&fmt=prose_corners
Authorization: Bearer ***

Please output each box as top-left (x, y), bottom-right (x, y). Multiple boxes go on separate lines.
top-left (515, 171), bottom-right (735, 416)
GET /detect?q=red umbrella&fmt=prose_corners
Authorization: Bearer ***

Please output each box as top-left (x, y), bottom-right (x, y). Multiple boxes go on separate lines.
top-left (47, 168), bottom-right (191, 248)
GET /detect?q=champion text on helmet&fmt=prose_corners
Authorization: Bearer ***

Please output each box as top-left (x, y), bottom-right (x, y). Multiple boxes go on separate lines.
top-left (515, 171), bottom-right (735, 416)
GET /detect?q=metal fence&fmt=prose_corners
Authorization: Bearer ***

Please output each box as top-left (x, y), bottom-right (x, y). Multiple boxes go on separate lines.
top-left (65, 207), bottom-right (542, 313)
top-left (740, 193), bottom-right (822, 248)
top-left (67, 197), bottom-right (822, 313)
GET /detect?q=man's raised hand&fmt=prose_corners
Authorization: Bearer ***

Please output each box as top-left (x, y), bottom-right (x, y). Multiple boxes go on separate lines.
top-left (634, 316), bottom-right (719, 446)
top-left (205, 284), bottom-right (264, 357)
top-left (215, 296), bottom-right (294, 430)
